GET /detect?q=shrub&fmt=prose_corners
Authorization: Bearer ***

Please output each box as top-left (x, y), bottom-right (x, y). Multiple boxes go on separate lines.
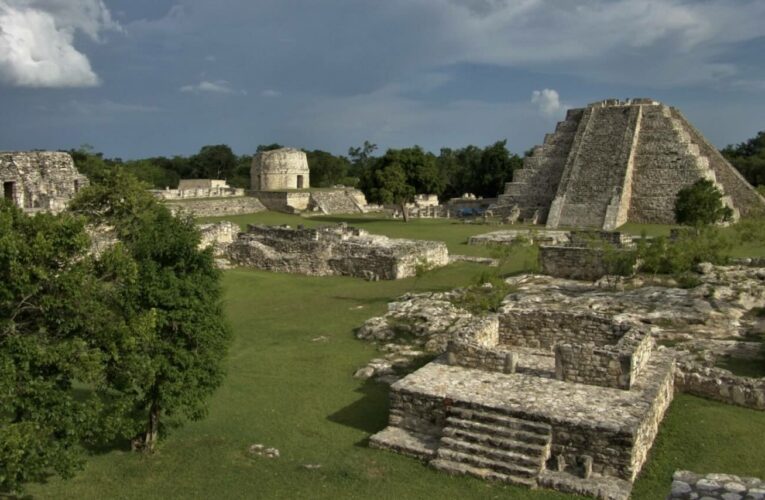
top-left (674, 179), bottom-right (733, 226)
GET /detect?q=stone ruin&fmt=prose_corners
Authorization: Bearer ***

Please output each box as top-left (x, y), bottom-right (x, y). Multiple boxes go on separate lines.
top-left (152, 179), bottom-right (244, 200)
top-left (493, 98), bottom-right (765, 229)
top-left (225, 223), bottom-right (449, 280)
top-left (0, 151), bottom-right (88, 213)
top-left (360, 263), bottom-right (765, 499)
top-left (249, 147), bottom-right (372, 215)
top-left (370, 308), bottom-right (672, 500)
top-left (251, 147), bottom-right (310, 191)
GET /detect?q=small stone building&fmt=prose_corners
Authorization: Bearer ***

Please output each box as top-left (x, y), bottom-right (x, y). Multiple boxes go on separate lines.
top-left (177, 179), bottom-right (229, 190)
top-left (0, 151), bottom-right (88, 213)
top-left (251, 148), bottom-right (310, 191)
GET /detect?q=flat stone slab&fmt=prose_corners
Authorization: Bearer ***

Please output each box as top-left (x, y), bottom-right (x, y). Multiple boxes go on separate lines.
top-left (369, 426), bottom-right (439, 460)
top-left (539, 470), bottom-right (631, 500)
top-left (391, 351), bottom-right (674, 433)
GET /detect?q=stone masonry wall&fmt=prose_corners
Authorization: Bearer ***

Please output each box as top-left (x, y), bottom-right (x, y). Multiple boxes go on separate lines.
top-left (253, 191), bottom-right (311, 213)
top-left (497, 309), bottom-right (628, 350)
top-left (446, 341), bottom-right (513, 373)
top-left (0, 151), bottom-right (88, 213)
top-left (674, 361), bottom-right (765, 410)
top-left (251, 148), bottom-right (310, 191)
top-left (307, 189), bottom-right (367, 214)
top-left (165, 196), bottom-right (265, 217)
top-left (539, 245), bottom-right (635, 281)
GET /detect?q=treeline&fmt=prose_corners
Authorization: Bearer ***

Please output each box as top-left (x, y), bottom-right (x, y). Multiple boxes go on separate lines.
top-left (69, 140), bottom-right (524, 200)
top-left (722, 131), bottom-right (765, 191)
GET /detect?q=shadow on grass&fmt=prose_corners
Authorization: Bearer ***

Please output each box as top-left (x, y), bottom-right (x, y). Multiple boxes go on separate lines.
top-left (327, 379), bottom-right (390, 444)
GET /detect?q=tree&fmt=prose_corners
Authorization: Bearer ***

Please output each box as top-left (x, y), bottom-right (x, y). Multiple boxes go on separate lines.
top-left (256, 143), bottom-right (284, 153)
top-left (360, 147), bottom-right (441, 221)
top-left (0, 200), bottom-right (124, 493)
top-left (69, 171), bottom-right (231, 452)
top-left (191, 144), bottom-right (237, 180)
top-left (722, 131), bottom-right (765, 188)
top-left (305, 150), bottom-right (351, 187)
top-left (347, 140), bottom-right (378, 179)
top-left (674, 179), bottom-right (734, 226)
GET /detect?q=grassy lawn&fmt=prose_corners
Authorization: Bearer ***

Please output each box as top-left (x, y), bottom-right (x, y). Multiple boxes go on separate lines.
top-left (26, 213), bottom-right (765, 499)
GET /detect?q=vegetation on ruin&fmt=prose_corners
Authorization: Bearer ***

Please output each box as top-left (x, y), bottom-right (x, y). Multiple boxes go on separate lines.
top-left (674, 179), bottom-right (734, 226)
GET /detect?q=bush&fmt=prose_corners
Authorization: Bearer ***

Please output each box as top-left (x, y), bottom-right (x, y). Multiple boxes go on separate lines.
top-left (636, 227), bottom-right (731, 276)
top-left (674, 179), bottom-right (733, 226)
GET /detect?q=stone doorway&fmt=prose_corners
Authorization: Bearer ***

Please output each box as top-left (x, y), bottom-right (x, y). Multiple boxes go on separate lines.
top-left (297, 175), bottom-right (304, 189)
top-left (3, 181), bottom-right (15, 204)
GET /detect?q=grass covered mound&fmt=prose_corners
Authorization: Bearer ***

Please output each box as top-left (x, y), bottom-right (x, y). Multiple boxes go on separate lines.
top-left (28, 213), bottom-right (765, 499)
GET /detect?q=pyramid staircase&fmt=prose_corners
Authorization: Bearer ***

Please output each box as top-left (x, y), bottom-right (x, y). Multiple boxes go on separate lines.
top-left (430, 403), bottom-right (552, 487)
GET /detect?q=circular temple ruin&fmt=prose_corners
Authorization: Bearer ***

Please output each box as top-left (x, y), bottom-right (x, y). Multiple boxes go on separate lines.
top-left (250, 147), bottom-right (310, 191)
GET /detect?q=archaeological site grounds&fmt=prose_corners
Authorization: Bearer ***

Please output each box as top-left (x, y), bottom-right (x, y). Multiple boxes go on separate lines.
top-left (5, 100), bottom-right (765, 500)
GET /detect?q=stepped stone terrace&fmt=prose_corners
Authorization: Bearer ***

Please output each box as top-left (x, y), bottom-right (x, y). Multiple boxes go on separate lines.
top-left (492, 98), bottom-right (765, 229)
top-left (226, 223), bottom-right (449, 280)
top-left (370, 309), bottom-right (674, 500)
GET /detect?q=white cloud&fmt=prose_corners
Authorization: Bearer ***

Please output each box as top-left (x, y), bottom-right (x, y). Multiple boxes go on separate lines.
top-left (0, 0), bottom-right (120, 87)
top-left (531, 89), bottom-right (563, 117)
top-left (180, 79), bottom-right (243, 95)
top-left (261, 89), bottom-right (281, 98)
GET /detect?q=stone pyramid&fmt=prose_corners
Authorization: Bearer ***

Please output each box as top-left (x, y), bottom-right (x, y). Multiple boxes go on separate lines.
top-left (495, 98), bottom-right (765, 229)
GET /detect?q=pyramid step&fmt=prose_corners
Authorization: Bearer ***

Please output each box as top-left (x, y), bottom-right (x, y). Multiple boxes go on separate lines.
top-left (430, 458), bottom-right (537, 488)
top-left (443, 420), bottom-right (550, 449)
top-left (439, 436), bottom-right (545, 469)
top-left (435, 448), bottom-right (539, 478)
top-left (448, 407), bottom-right (552, 436)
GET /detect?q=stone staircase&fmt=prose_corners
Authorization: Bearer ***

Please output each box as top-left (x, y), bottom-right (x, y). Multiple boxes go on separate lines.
top-left (430, 404), bottom-right (552, 487)
top-left (494, 109), bottom-right (582, 221)
top-left (628, 105), bottom-right (728, 223)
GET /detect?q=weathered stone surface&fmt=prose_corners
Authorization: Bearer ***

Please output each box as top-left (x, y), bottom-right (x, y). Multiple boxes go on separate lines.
top-left (0, 151), bottom-right (88, 213)
top-left (165, 196), bottom-right (266, 217)
top-left (492, 98), bottom-right (765, 229)
top-left (468, 229), bottom-right (571, 246)
top-left (251, 147), bottom-right (309, 191)
top-left (669, 470), bottom-right (765, 499)
top-left (152, 179), bottom-right (244, 200)
top-left (198, 221), bottom-right (240, 255)
top-left (227, 223), bottom-right (448, 280)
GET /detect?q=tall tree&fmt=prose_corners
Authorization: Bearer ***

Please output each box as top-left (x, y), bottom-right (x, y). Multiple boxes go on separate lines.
top-left (0, 201), bottom-right (125, 493)
top-left (191, 144), bottom-right (237, 180)
top-left (69, 172), bottom-right (231, 452)
top-left (305, 150), bottom-right (351, 187)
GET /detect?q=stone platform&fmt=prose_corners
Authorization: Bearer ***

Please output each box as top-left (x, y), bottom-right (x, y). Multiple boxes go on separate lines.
top-left (370, 350), bottom-right (675, 499)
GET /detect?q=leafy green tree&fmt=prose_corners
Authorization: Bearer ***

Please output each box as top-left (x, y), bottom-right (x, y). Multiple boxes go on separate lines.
top-left (674, 179), bottom-right (734, 226)
top-left (191, 144), bottom-right (237, 180)
top-left (722, 131), bottom-right (765, 187)
top-left (70, 172), bottom-right (231, 452)
top-left (256, 143), bottom-right (284, 153)
top-left (347, 140), bottom-right (378, 179)
top-left (305, 150), bottom-right (351, 187)
top-left (0, 201), bottom-right (124, 493)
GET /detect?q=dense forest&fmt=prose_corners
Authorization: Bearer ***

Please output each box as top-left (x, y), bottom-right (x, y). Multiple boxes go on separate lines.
top-left (69, 130), bottom-right (764, 203)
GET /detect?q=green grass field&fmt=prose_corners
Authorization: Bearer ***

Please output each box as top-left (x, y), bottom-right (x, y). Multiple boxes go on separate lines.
top-left (26, 213), bottom-right (765, 499)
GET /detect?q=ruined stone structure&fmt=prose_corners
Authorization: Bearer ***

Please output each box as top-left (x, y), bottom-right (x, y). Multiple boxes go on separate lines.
top-left (153, 179), bottom-right (244, 200)
top-left (165, 196), bottom-right (266, 217)
top-left (251, 148), bottom-right (310, 191)
top-left (539, 231), bottom-right (637, 281)
top-left (370, 309), bottom-right (673, 499)
top-left (494, 98), bottom-right (765, 229)
top-left (226, 224), bottom-right (449, 280)
top-left (0, 151), bottom-right (88, 213)
top-left (669, 470), bottom-right (765, 499)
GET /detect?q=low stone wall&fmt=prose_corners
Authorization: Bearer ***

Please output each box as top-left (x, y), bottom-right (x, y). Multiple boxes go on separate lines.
top-left (554, 330), bottom-right (654, 390)
top-left (630, 352), bottom-right (675, 482)
top-left (152, 187), bottom-right (244, 199)
top-left (388, 388), bottom-right (447, 438)
top-left (198, 221), bottom-right (239, 254)
top-left (165, 196), bottom-right (265, 217)
top-left (539, 245), bottom-right (635, 281)
top-left (669, 470), bottom-right (765, 499)
top-left (253, 191), bottom-right (311, 213)
top-left (498, 309), bottom-right (629, 350)
top-left (446, 341), bottom-right (514, 373)
top-left (469, 229), bottom-right (570, 246)
top-left (674, 361), bottom-right (765, 410)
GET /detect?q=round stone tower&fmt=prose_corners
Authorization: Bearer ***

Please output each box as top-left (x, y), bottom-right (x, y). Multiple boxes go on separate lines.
top-left (251, 148), bottom-right (310, 191)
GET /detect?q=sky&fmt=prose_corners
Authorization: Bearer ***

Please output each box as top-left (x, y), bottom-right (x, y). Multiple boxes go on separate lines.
top-left (0, 0), bottom-right (764, 160)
